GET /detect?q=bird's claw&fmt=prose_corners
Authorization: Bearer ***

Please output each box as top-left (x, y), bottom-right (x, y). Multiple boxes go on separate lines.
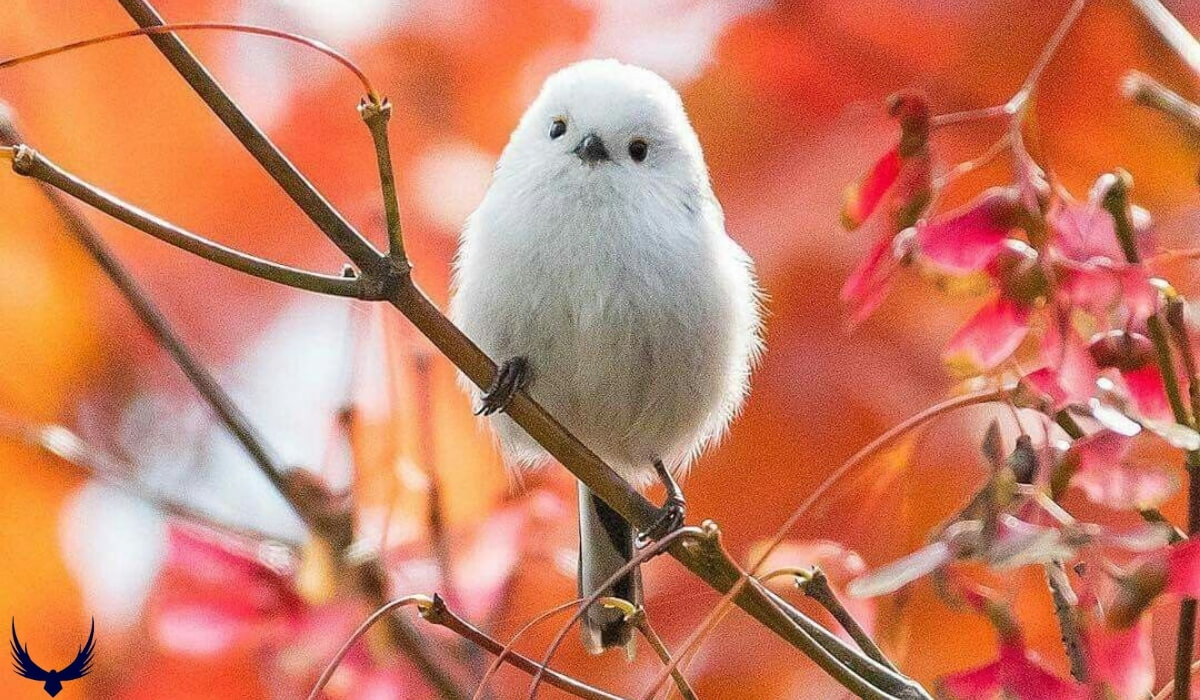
top-left (637, 496), bottom-right (686, 547)
top-left (476, 356), bottom-right (530, 416)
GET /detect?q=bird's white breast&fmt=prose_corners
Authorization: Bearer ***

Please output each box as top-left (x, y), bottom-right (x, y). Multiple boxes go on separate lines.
top-left (451, 167), bottom-right (759, 483)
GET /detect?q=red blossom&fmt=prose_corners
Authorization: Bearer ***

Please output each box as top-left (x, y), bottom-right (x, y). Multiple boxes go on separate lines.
top-left (937, 637), bottom-right (1085, 700)
top-left (1085, 617), bottom-right (1155, 700)
top-left (1062, 429), bottom-right (1176, 511)
top-left (915, 187), bottom-right (1023, 274)
top-left (840, 91), bottom-right (933, 324)
top-left (943, 296), bottom-right (1032, 375)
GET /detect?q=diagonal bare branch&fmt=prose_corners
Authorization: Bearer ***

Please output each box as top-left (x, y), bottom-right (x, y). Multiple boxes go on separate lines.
top-left (115, 0), bottom-right (383, 272)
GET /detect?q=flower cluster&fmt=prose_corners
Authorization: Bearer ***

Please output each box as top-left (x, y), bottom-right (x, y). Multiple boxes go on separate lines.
top-left (841, 92), bottom-right (1200, 699)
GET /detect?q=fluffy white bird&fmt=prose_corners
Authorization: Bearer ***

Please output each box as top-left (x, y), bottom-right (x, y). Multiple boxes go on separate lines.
top-left (450, 58), bottom-right (762, 655)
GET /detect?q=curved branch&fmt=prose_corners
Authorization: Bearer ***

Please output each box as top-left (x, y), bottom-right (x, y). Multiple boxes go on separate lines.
top-left (116, 0), bottom-right (383, 271)
top-left (9, 146), bottom-right (364, 298)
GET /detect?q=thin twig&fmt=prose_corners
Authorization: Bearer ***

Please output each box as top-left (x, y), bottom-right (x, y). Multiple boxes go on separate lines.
top-left (307, 595), bottom-right (436, 700)
top-left (116, 0), bottom-right (383, 273)
top-left (472, 599), bottom-right (585, 700)
top-left (1045, 561), bottom-right (1088, 682)
top-left (1129, 0), bottom-right (1200, 74)
top-left (0, 23), bottom-right (377, 99)
top-left (8, 147), bottom-right (365, 299)
top-left (599, 599), bottom-right (698, 700)
top-left (1104, 171), bottom-right (1200, 700)
top-left (0, 115), bottom-right (295, 498)
top-left (1155, 658), bottom-right (1200, 700)
top-left (528, 527), bottom-right (705, 700)
top-left (421, 596), bottom-right (627, 700)
top-left (800, 568), bottom-right (897, 672)
top-left (1122, 70), bottom-right (1200, 138)
top-left (1007, 0), bottom-right (1089, 115)
top-left (0, 416), bottom-right (294, 546)
top-left (359, 99), bottom-right (408, 266)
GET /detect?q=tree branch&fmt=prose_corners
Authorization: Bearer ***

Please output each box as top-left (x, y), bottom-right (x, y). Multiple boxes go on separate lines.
top-left (9, 146), bottom-right (365, 299)
top-left (9, 3), bottom-right (936, 691)
top-left (1129, 0), bottom-right (1200, 75)
top-left (422, 595), bottom-right (628, 700)
top-left (0, 117), bottom-right (297, 498)
top-left (1122, 70), bottom-right (1200, 138)
top-left (115, 0), bottom-right (383, 273)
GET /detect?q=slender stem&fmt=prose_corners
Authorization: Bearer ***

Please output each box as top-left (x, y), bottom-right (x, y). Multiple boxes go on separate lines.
top-left (8, 147), bottom-right (365, 298)
top-left (421, 596), bottom-right (627, 700)
top-left (359, 99), bottom-right (408, 266)
top-left (115, 0), bottom-right (383, 273)
top-left (1155, 659), bottom-right (1200, 700)
top-left (1006, 0), bottom-right (1089, 114)
top-left (800, 568), bottom-right (897, 672)
top-left (1122, 71), bottom-right (1200, 137)
top-left (1104, 170), bottom-right (1200, 700)
top-left (1045, 562), bottom-right (1088, 682)
top-left (1, 417), bottom-right (294, 546)
top-left (308, 595), bottom-right (436, 700)
top-left (1129, 0), bottom-right (1200, 74)
top-left (471, 599), bottom-right (586, 700)
top-left (613, 602), bottom-right (698, 700)
top-left (0, 119), bottom-right (295, 499)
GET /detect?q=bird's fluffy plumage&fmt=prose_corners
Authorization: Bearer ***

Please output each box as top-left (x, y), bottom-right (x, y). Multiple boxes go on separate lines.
top-left (451, 58), bottom-right (761, 484)
top-left (450, 58), bottom-right (762, 654)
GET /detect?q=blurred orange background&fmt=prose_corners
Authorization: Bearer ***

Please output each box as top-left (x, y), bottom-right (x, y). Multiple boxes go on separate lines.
top-left (0, 0), bottom-right (1198, 698)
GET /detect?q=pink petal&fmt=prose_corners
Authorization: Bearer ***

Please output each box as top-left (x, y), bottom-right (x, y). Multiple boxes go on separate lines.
top-left (1023, 321), bottom-right (1099, 409)
top-left (943, 296), bottom-right (1032, 374)
top-left (938, 659), bottom-right (1002, 700)
top-left (1065, 430), bottom-right (1174, 509)
top-left (1049, 200), bottom-right (1124, 263)
top-left (939, 642), bottom-right (1085, 700)
top-left (916, 188), bottom-right (1021, 273)
top-left (1054, 261), bottom-right (1123, 316)
top-left (1166, 538), bottom-right (1200, 598)
top-left (1086, 618), bottom-right (1154, 700)
top-left (1121, 364), bottom-right (1173, 425)
top-left (841, 229), bottom-right (900, 325)
top-left (842, 147), bottom-right (900, 230)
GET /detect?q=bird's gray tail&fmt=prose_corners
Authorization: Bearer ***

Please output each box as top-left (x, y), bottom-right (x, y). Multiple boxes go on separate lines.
top-left (578, 482), bottom-right (641, 657)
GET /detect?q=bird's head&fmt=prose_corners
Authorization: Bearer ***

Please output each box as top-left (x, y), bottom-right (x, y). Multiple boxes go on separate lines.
top-left (498, 59), bottom-right (710, 202)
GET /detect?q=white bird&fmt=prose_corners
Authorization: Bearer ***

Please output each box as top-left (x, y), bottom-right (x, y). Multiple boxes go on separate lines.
top-left (450, 58), bottom-right (762, 656)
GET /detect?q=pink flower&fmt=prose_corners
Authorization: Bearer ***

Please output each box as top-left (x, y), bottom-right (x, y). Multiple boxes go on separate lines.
top-left (943, 296), bottom-right (1032, 375)
top-left (937, 630), bottom-right (1085, 700)
top-left (1021, 313), bottom-right (1099, 410)
top-left (916, 187), bottom-right (1023, 274)
top-left (1060, 429), bottom-right (1176, 511)
top-left (1088, 331), bottom-right (1175, 425)
top-left (1085, 618), bottom-right (1154, 700)
top-left (840, 92), bottom-right (933, 324)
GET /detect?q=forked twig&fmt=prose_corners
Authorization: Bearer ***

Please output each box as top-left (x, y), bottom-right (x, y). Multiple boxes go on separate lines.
top-left (600, 598), bottom-right (698, 700)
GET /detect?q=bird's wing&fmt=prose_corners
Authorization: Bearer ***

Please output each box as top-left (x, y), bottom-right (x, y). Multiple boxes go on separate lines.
top-left (58, 618), bottom-right (95, 680)
top-left (10, 619), bottom-right (49, 680)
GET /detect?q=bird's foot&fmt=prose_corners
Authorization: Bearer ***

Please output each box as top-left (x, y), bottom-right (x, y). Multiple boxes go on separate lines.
top-left (637, 495), bottom-right (686, 546)
top-left (476, 356), bottom-right (530, 416)
top-left (637, 459), bottom-right (686, 546)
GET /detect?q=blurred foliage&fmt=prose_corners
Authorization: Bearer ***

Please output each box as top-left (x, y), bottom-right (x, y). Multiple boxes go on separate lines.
top-left (0, 0), bottom-right (1197, 698)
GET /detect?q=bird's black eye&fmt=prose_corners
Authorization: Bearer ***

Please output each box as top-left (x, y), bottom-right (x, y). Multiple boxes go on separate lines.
top-left (549, 119), bottom-right (567, 139)
top-left (628, 139), bottom-right (648, 163)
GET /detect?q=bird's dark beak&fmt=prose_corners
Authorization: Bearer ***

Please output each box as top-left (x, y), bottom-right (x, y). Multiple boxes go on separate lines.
top-left (574, 133), bottom-right (609, 164)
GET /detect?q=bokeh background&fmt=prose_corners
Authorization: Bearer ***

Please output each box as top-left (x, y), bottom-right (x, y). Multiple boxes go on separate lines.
top-left (0, 0), bottom-right (1198, 698)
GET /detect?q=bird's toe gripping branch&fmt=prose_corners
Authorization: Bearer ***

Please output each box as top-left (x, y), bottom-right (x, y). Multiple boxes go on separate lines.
top-left (638, 459), bottom-right (687, 546)
top-left (476, 356), bottom-right (531, 416)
